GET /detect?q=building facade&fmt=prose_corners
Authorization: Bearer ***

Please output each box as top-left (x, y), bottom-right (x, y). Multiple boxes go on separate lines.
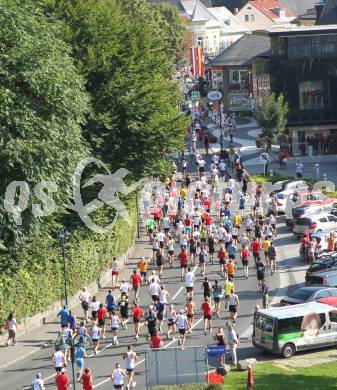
top-left (236, 0), bottom-right (295, 31)
top-left (209, 34), bottom-right (271, 111)
top-left (268, 26), bottom-right (337, 156)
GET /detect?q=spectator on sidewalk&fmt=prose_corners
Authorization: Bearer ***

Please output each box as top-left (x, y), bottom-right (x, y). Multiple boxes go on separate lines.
top-left (227, 323), bottom-right (238, 366)
top-left (5, 312), bottom-right (17, 346)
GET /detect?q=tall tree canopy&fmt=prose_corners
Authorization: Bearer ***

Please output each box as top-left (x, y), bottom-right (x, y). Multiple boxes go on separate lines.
top-left (0, 0), bottom-right (88, 244)
top-left (50, 0), bottom-right (188, 179)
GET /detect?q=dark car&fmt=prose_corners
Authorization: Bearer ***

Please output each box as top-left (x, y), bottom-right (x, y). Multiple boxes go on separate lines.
top-left (305, 269), bottom-right (337, 287)
top-left (280, 286), bottom-right (337, 305)
top-left (306, 255), bottom-right (337, 275)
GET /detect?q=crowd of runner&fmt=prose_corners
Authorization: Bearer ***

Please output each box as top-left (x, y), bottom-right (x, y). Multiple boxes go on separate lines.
top-left (33, 105), bottom-right (280, 390)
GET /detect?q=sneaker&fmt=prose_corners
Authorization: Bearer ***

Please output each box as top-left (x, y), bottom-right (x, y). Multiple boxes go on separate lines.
top-left (116, 339), bottom-right (119, 345)
top-left (135, 335), bottom-right (139, 340)
top-left (204, 330), bottom-right (207, 336)
top-left (132, 382), bottom-right (137, 388)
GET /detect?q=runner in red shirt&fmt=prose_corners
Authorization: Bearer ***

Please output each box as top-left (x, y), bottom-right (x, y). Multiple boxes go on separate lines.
top-left (241, 245), bottom-right (250, 279)
top-left (81, 368), bottom-right (93, 390)
top-left (203, 197), bottom-right (211, 211)
top-left (217, 245), bottom-right (227, 278)
top-left (130, 269), bottom-right (142, 300)
top-left (153, 208), bottom-right (161, 227)
top-left (201, 297), bottom-right (212, 335)
top-left (250, 239), bottom-right (261, 267)
top-left (97, 304), bottom-right (108, 338)
top-left (150, 331), bottom-right (163, 349)
top-left (178, 248), bottom-right (188, 280)
top-left (55, 369), bottom-right (70, 390)
top-left (184, 216), bottom-right (192, 240)
top-left (132, 302), bottom-right (144, 340)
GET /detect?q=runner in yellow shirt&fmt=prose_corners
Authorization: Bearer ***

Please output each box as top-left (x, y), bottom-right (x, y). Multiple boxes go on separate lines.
top-left (262, 238), bottom-right (272, 266)
top-left (234, 214), bottom-right (242, 229)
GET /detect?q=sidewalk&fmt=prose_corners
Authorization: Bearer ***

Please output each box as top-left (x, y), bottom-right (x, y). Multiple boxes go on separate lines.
top-left (0, 224), bottom-right (150, 370)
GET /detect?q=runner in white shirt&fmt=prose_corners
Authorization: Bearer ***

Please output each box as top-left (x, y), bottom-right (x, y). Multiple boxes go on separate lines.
top-left (32, 373), bottom-right (45, 390)
top-left (219, 161), bottom-right (226, 177)
top-left (111, 363), bottom-right (127, 388)
top-left (92, 324), bottom-right (101, 355)
top-left (52, 350), bottom-right (65, 373)
top-left (148, 280), bottom-right (161, 302)
top-left (157, 231), bottom-right (166, 253)
top-left (217, 226), bottom-right (226, 242)
top-left (119, 280), bottom-right (131, 296)
top-left (147, 271), bottom-right (160, 285)
top-left (162, 216), bottom-right (170, 235)
top-left (110, 311), bottom-right (120, 345)
top-left (212, 154), bottom-right (219, 166)
top-left (123, 346), bottom-right (137, 389)
top-left (184, 267), bottom-right (196, 299)
top-left (177, 310), bottom-right (188, 349)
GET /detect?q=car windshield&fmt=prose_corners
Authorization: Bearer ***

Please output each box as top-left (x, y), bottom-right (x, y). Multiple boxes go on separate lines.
top-left (296, 218), bottom-right (311, 226)
top-left (256, 314), bottom-right (273, 332)
top-left (277, 193), bottom-right (286, 199)
top-left (289, 289), bottom-right (313, 300)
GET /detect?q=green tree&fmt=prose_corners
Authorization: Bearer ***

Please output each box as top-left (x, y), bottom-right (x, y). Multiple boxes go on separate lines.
top-left (155, 3), bottom-right (186, 62)
top-left (0, 0), bottom-right (89, 246)
top-left (257, 93), bottom-right (288, 149)
top-left (49, 0), bottom-right (188, 179)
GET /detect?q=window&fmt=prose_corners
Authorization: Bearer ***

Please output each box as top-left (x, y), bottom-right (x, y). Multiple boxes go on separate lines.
top-left (278, 317), bottom-right (303, 333)
top-left (328, 289), bottom-right (337, 297)
top-left (224, 19), bottom-right (230, 26)
top-left (214, 34), bottom-right (218, 48)
top-left (197, 36), bottom-right (204, 48)
top-left (251, 14), bottom-right (255, 21)
top-left (328, 275), bottom-right (337, 286)
top-left (230, 70), bottom-right (249, 85)
top-left (319, 217), bottom-right (328, 223)
top-left (244, 14), bottom-right (249, 21)
top-left (315, 290), bottom-right (330, 299)
top-left (328, 215), bottom-right (337, 222)
top-left (329, 311), bottom-right (337, 323)
top-left (256, 314), bottom-right (273, 332)
top-left (299, 81), bottom-right (325, 111)
top-left (288, 35), bottom-right (337, 59)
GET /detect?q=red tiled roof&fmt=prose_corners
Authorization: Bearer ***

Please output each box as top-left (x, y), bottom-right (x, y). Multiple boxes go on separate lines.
top-left (249, 0), bottom-right (294, 19)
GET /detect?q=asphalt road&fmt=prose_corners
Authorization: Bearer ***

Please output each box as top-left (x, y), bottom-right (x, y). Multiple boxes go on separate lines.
top-left (0, 213), bottom-right (309, 390)
top-left (0, 139), bottom-right (310, 390)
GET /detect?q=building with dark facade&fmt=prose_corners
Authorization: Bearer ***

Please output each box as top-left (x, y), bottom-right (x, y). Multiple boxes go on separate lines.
top-left (265, 25), bottom-right (337, 156)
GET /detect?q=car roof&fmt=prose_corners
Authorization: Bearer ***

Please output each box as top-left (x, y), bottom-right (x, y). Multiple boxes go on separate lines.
top-left (308, 269), bottom-right (337, 276)
top-left (299, 212), bottom-right (333, 218)
top-left (259, 301), bottom-right (334, 319)
top-left (295, 286), bottom-right (332, 291)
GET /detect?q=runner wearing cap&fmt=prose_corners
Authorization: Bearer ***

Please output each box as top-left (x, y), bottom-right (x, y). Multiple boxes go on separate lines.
top-left (32, 373), bottom-right (45, 390)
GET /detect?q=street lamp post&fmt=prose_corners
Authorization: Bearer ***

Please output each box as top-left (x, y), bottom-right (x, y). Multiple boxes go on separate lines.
top-left (219, 102), bottom-right (224, 151)
top-left (58, 228), bottom-right (70, 305)
top-left (55, 333), bottom-right (92, 390)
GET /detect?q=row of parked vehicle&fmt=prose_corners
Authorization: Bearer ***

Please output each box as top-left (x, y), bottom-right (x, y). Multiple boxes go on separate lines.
top-left (252, 180), bottom-right (337, 358)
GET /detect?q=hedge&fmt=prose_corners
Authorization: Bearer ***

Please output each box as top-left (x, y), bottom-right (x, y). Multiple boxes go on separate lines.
top-left (0, 196), bottom-right (137, 326)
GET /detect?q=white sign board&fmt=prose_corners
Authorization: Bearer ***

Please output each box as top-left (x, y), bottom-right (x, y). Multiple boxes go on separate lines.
top-left (207, 90), bottom-right (222, 101)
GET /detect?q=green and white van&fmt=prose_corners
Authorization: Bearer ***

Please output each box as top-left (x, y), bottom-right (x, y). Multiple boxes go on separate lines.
top-left (253, 301), bottom-right (337, 358)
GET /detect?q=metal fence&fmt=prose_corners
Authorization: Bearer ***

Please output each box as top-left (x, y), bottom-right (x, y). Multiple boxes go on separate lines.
top-left (145, 346), bottom-right (209, 388)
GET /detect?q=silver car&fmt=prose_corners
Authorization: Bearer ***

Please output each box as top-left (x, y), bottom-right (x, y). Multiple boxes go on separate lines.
top-left (293, 212), bottom-right (337, 237)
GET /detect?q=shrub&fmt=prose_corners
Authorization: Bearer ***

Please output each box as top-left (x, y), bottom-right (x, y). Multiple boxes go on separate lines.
top-left (0, 196), bottom-right (137, 325)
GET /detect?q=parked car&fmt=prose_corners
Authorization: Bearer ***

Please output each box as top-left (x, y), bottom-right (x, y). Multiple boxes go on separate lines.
top-left (311, 231), bottom-right (337, 256)
top-left (289, 204), bottom-right (337, 226)
top-left (285, 190), bottom-right (337, 223)
top-left (305, 269), bottom-right (337, 287)
top-left (305, 252), bottom-right (337, 275)
top-left (280, 286), bottom-right (337, 305)
top-left (272, 181), bottom-right (310, 214)
top-left (293, 213), bottom-right (337, 237)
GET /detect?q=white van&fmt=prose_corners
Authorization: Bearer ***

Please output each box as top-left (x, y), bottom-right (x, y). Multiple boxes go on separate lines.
top-left (253, 301), bottom-right (337, 358)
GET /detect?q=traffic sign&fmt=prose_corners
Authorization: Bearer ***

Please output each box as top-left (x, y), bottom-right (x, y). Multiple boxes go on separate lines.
top-left (207, 345), bottom-right (226, 357)
top-left (191, 91), bottom-right (200, 101)
top-left (260, 152), bottom-right (269, 163)
top-left (207, 90), bottom-right (222, 101)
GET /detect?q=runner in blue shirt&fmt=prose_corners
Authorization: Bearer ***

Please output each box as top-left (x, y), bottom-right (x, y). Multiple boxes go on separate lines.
top-left (106, 290), bottom-right (115, 315)
top-left (57, 305), bottom-right (69, 329)
top-left (75, 346), bottom-right (87, 380)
